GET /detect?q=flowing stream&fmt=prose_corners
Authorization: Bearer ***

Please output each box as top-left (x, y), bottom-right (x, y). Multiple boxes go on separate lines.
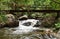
top-left (0, 19), bottom-right (58, 39)
top-left (12, 19), bottom-right (40, 34)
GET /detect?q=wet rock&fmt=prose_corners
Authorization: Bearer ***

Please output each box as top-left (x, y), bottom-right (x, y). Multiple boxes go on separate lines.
top-left (5, 14), bottom-right (15, 22)
top-left (4, 14), bottom-right (19, 27)
top-left (44, 29), bottom-right (53, 34)
top-left (56, 30), bottom-right (60, 39)
top-left (41, 13), bottom-right (57, 27)
top-left (4, 21), bottom-right (19, 27)
top-left (22, 22), bottom-right (32, 26)
top-left (41, 17), bottom-right (55, 27)
top-left (18, 15), bottom-right (28, 20)
top-left (0, 22), bottom-right (5, 28)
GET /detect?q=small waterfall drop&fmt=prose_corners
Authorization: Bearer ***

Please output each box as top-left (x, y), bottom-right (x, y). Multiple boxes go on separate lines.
top-left (0, 19), bottom-right (57, 39)
top-left (12, 19), bottom-right (39, 34)
top-left (9, 19), bottom-right (57, 39)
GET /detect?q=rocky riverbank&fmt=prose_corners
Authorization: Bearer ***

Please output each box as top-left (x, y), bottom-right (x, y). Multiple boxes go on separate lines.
top-left (0, 13), bottom-right (60, 29)
top-left (0, 13), bottom-right (60, 39)
top-left (0, 14), bottom-right (19, 28)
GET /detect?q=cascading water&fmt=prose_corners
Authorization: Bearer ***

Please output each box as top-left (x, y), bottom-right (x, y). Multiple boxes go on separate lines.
top-left (10, 19), bottom-right (57, 39)
top-left (12, 19), bottom-right (40, 34)
top-left (0, 19), bottom-right (58, 39)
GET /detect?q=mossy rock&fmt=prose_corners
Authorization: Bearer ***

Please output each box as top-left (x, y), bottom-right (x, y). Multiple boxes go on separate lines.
top-left (0, 14), bottom-right (18, 28)
top-left (41, 13), bottom-right (57, 27)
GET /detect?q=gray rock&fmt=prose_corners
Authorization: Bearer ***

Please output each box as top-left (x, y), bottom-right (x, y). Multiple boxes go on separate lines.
top-left (18, 15), bottom-right (28, 20)
top-left (4, 14), bottom-right (19, 27)
top-left (0, 14), bottom-right (19, 28)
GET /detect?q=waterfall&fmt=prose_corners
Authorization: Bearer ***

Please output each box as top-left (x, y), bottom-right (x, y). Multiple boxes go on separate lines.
top-left (10, 19), bottom-right (57, 39)
top-left (12, 19), bottom-right (39, 34)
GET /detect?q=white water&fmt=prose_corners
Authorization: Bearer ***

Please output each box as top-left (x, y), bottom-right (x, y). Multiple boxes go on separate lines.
top-left (0, 19), bottom-right (57, 39)
top-left (12, 19), bottom-right (39, 34)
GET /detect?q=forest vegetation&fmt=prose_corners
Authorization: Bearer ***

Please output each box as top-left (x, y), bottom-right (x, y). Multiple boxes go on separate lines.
top-left (0, 0), bottom-right (60, 31)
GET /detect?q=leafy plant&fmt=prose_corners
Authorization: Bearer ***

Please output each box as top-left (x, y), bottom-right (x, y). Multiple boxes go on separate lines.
top-left (55, 22), bottom-right (60, 28)
top-left (0, 13), bottom-right (7, 23)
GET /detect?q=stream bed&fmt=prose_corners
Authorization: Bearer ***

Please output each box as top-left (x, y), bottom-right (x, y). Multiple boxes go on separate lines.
top-left (0, 28), bottom-right (58, 39)
top-left (0, 19), bottom-right (59, 39)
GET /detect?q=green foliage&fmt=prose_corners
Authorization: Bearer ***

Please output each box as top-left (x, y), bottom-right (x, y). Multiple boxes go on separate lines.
top-left (0, 0), bottom-right (15, 10)
top-left (51, 0), bottom-right (60, 10)
top-left (0, 0), bottom-right (60, 10)
top-left (0, 13), bottom-right (7, 23)
top-left (55, 22), bottom-right (60, 28)
top-left (44, 13), bottom-right (57, 18)
top-left (16, 0), bottom-right (34, 6)
top-left (31, 13), bottom-right (44, 18)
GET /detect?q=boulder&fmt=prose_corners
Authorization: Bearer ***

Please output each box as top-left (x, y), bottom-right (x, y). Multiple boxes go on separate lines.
top-left (18, 15), bottom-right (28, 20)
top-left (4, 14), bottom-right (19, 27)
top-left (4, 20), bottom-right (19, 27)
top-left (5, 14), bottom-right (15, 22)
top-left (41, 17), bottom-right (55, 27)
top-left (40, 13), bottom-right (57, 28)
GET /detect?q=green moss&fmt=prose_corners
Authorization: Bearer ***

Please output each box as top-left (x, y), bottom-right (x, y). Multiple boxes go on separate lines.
top-left (0, 13), bottom-right (7, 23)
